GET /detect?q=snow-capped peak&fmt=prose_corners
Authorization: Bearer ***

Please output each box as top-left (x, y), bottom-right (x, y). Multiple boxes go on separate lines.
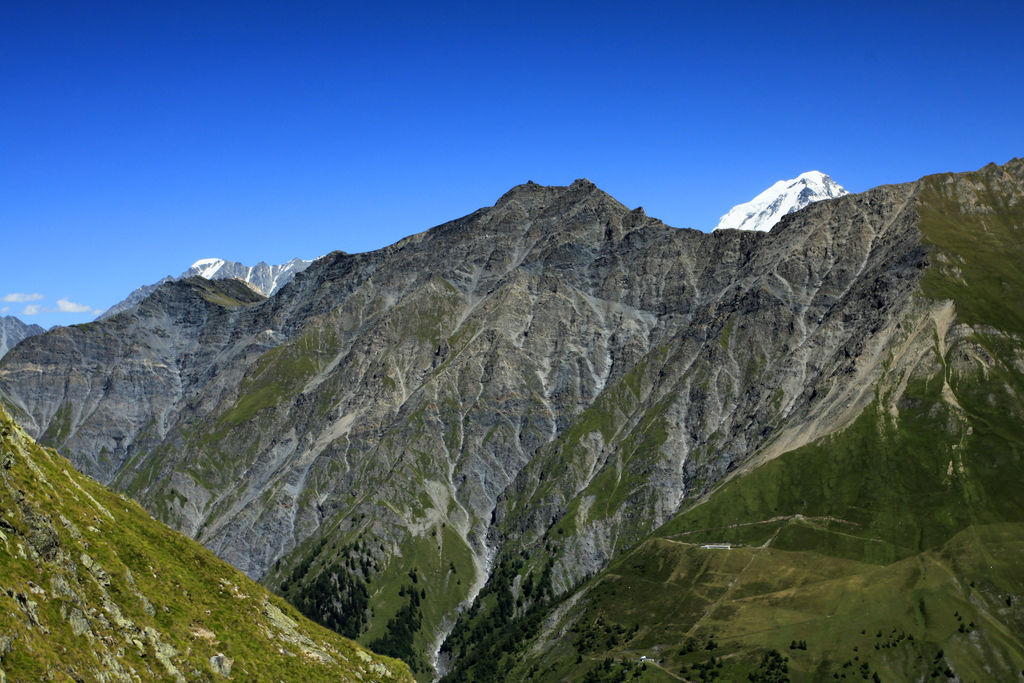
top-left (100, 256), bottom-right (317, 320)
top-left (189, 258), bottom-right (227, 279)
top-left (713, 171), bottom-right (848, 232)
top-left (184, 257), bottom-right (314, 295)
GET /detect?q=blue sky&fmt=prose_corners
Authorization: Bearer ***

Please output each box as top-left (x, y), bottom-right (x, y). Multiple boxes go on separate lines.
top-left (2, 1), bottom-right (1022, 329)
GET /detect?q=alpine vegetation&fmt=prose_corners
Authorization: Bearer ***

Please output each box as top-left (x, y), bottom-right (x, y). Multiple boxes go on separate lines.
top-left (0, 405), bottom-right (412, 682)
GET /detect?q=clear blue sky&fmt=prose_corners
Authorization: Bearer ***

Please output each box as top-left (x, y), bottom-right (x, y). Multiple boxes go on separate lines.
top-left (2, 1), bottom-right (1022, 329)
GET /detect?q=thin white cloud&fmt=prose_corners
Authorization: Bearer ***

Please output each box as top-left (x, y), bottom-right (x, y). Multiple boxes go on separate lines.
top-left (3, 292), bottom-right (44, 303)
top-left (1, 306), bottom-right (9, 314)
top-left (20, 297), bottom-right (102, 317)
top-left (56, 298), bottom-right (95, 313)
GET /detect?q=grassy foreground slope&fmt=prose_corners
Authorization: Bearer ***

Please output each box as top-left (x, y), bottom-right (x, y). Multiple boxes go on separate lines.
top-left (447, 160), bottom-right (1024, 681)
top-left (0, 405), bottom-right (412, 683)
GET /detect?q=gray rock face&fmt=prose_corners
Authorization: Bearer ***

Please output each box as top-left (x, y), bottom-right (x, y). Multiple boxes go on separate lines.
top-left (0, 278), bottom-right (267, 481)
top-left (0, 316), bottom-right (44, 360)
top-left (494, 178), bottom-right (928, 586)
top-left (0, 169), bottom-right (964, 664)
top-left (209, 653), bottom-right (232, 677)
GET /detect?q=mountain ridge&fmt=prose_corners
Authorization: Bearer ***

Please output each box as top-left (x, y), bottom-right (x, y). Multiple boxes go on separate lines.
top-left (99, 255), bottom-right (314, 320)
top-left (0, 315), bottom-right (44, 360)
top-left (0, 171), bottom-right (918, 675)
top-left (454, 156), bottom-right (1024, 681)
top-left (2, 160), bottom-right (1023, 679)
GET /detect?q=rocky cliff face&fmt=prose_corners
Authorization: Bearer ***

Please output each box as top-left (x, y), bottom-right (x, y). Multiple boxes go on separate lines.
top-left (0, 315), bottom-right (44, 359)
top-left (488, 176), bottom-right (927, 587)
top-left (0, 277), bottom-right (268, 481)
top-left (444, 158), bottom-right (1024, 681)
top-left (1, 161), bottom-right (1021, 678)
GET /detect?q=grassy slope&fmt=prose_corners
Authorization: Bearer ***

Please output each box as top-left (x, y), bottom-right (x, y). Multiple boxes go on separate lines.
top-left (0, 406), bottom-right (412, 683)
top-left (481, 160), bottom-right (1024, 681)
top-left (527, 385), bottom-right (1024, 681)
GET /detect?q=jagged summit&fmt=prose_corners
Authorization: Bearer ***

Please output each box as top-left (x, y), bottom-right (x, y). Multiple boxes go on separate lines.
top-left (100, 255), bottom-right (314, 320)
top-left (496, 177), bottom-right (601, 202)
top-left (0, 315), bottom-right (44, 359)
top-left (714, 170), bottom-right (848, 232)
top-left (180, 257), bottom-right (313, 296)
top-left (492, 177), bottom-right (626, 217)
top-left (189, 257), bottom-right (230, 279)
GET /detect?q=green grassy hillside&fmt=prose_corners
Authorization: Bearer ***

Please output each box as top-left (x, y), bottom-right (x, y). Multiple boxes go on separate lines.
top-left (0, 405), bottom-right (412, 683)
top-left (511, 379), bottom-right (1024, 680)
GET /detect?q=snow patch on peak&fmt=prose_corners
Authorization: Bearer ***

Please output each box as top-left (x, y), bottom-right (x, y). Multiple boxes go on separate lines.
top-left (794, 170), bottom-right (829, 183)
top-left (713, 171), bottom-right (848, 232)
top-left (100, 256), bottom-right (316, 320)
top-left (189, 258), bottom-right (227, 279)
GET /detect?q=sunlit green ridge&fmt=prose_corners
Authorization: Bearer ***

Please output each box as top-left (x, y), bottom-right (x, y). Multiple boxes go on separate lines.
top-left (0, 405), bottom-right (412, 682)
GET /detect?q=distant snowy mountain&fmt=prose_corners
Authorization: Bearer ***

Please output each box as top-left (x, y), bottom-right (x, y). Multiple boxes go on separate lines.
top-left (180, 257), bottom-right (313, 297)
top-left (99, 257), bottom-right (314, 320)
top-left (0, 315), bottom-right (45, 359)
top-left (713, 171), bottom-right (848, 232)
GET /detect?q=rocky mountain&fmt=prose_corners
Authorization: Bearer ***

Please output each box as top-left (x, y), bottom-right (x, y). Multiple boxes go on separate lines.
top-left (0, 403), bottom-right (412, 682)
top-left (0, 315), bottom-right (44, 359)
top-left (1, 159), bottom-right (1023, 680)
top-left (713, 170), bottom-right (848, 232)
top-left (443, 159), bottom-right (1024, 681)
top-left (99, 256), bottom-right (314, 319)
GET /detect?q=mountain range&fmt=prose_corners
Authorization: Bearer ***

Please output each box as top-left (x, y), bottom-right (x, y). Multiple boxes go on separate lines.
top-left (2, 159), bottom-right (1023, 680)
top-left (99, 256), bottom-right (314, 320)
top-left (0, 172), bottom-right (832, 361)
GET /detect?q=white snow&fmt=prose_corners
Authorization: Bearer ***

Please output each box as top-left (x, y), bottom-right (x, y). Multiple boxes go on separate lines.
top-left (713, 171), bottom-right (848, 232)
top-left (183, 257), bottom-right (315, 295)
top-left (188, 258), bottom-right (227, 279)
